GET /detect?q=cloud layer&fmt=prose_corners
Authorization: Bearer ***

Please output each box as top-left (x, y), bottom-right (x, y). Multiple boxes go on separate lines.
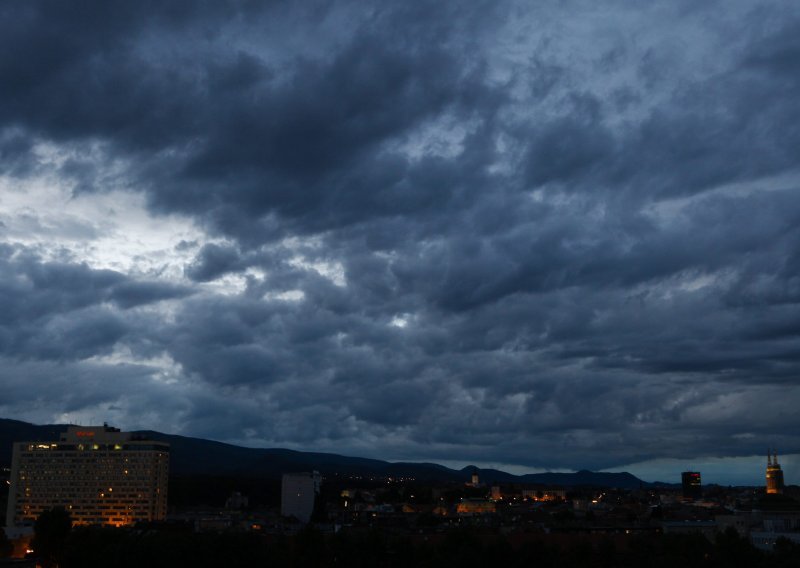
top-left (2, 0), bottom-right (800, 481)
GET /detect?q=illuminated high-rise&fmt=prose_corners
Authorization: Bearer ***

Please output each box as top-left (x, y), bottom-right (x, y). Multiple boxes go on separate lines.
top-left (681, 471), bottom-right (702, 500)
top-left (6, 425), bottom-right (169, 527)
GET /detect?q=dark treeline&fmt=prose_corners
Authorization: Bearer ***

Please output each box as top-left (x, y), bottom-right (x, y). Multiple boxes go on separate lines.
top-left (168, 475), bottom-right (281, 509)
top-left (166, 475), bottom-right (478, 510)
top-left (38, 525), bottom-right (800, 568)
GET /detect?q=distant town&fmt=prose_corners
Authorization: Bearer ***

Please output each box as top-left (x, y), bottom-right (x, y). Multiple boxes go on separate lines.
top-left (1, 423), bottom-right (799, 566)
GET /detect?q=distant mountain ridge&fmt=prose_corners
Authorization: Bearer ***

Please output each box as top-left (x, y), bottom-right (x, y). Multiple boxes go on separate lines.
top-left (0, 418), bottom-right (646, 488)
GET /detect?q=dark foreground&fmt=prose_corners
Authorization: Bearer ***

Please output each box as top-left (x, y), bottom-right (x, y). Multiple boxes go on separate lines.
top-left (8, 524), bottom-right (800, 568)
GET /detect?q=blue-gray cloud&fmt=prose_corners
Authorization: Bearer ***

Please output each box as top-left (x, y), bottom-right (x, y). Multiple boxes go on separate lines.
top-left (1, 0), bottom-right (799, 478)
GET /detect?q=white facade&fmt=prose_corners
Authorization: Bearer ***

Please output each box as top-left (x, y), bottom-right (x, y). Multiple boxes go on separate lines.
top-left (281, 471), bottom-right (321, 523)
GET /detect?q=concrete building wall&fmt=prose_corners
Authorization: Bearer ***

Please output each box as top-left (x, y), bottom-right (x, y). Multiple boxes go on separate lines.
top-left (6, 425), bottom-right (169, 527)
top-left (281, 472), bottom-right (320, 523)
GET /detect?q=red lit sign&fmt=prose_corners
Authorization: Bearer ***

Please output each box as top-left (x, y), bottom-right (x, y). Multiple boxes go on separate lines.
top-left (76, 431), bottom-right (95, 437)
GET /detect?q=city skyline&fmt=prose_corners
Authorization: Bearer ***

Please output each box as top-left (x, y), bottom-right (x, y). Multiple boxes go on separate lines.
top-left (1, 1), bottom-right (800, 485)
top-left (1, 417), bottom-right (795, 488)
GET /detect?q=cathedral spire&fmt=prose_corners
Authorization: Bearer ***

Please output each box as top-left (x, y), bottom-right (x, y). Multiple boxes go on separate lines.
top-left (766, 448), bottom-right (785, 495)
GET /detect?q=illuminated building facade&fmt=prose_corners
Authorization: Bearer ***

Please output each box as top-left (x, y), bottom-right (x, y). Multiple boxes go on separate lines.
top-left (522, 488), bottom-right (567, 502)
top-left (766, 450), bottom-right (785, 495)
top-left (456, 499), bottom-right (496, 516)
top-left (681, 471), bottom-right (702, 500)
top-left (5, 425), bottom-right (169, 527)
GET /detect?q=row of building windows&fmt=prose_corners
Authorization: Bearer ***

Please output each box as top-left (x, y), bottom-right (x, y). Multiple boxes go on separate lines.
top-left (9, 430), bottom-right (169, 527)
top-left (24, 445), bottom-right (169, 452)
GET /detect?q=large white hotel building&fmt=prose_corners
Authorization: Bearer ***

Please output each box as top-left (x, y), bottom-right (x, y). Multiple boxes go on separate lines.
top-left (6, 425), bottom-right (169, 527)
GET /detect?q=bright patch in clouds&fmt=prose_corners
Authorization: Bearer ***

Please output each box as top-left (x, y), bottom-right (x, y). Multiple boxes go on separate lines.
top-left (264, 289), bottom-right (306, 301)
top-left (0, 170), bottom-right (205, 281)
top-left (389, 315), bottom-right (408, 328)
top-left (289, 256), bottom-right (347, 286)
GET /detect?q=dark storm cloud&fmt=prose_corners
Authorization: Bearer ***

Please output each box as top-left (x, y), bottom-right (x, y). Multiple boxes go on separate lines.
top-left (0, 246), bottom-right (190, 359)
top-left (0, 246), bottom-right (123, 320)
top-left (2, 0), bottom-right (800, 476)
top-left (0, 129), bottom-right (37, 177)
top-left (108, 281), bottom-right (194, 309)
top-left (0, 0), bottom-right (500, 239)
top-left (184, 243), bottom-right (243, 282)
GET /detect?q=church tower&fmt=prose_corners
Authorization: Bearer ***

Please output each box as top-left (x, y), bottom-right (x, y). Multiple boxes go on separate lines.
top-left (766, 449), bottom-right (785, 495)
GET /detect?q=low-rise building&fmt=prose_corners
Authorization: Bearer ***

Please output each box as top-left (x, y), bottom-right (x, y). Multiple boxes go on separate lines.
top-left (456, 499), bottom-right (496, 516)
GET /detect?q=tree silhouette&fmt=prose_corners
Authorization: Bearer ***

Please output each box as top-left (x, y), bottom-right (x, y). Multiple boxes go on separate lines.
top-left (31, 507), bottom-right (72, 568)
top-left (0, 528), bottom-right (14, 558)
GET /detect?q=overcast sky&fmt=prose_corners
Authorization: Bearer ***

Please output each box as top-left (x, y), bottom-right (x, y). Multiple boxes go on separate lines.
top-left (1, 1), bottom-right (799, 485)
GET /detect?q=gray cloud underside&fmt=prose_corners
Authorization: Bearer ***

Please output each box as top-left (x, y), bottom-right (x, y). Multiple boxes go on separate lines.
top-left (1, 0), bottom-right (800, 472)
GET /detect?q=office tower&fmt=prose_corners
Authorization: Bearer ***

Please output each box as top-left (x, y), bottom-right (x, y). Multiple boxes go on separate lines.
top-left (6, 425), bottom-right (169, 527)
top-left (681, 471), bottom-right (702, 500)
top-left (281, 471), bottom-right (321, 523)
top-left (766, 450), bottom-right (785, 495)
